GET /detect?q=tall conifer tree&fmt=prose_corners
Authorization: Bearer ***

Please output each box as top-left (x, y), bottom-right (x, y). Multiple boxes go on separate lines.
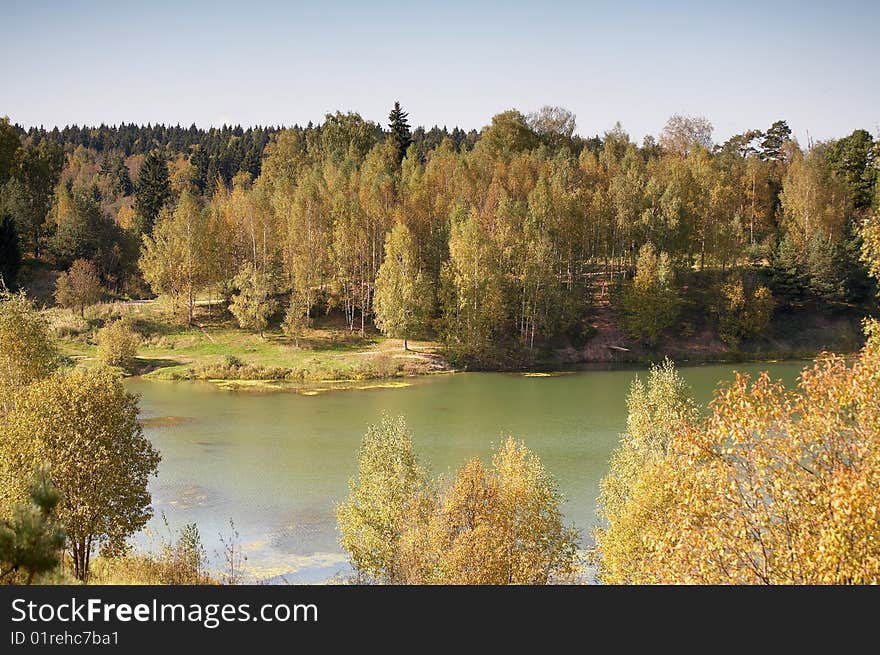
top-left (387, 101), bottom-right (413, 166)
top-left (134, 149), bottom-right (172, 234)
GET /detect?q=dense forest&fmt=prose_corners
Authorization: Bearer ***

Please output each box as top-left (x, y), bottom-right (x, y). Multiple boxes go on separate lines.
top-left (1, 105), bottom-right (878, 366)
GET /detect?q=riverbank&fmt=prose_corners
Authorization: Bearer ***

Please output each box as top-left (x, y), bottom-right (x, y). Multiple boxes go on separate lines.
top-left (547, 299), bottom-right (867, 369)
top-left (47, 300), bottom-right (451, 392)
top-left (46, 296), bottom-right (867, 392)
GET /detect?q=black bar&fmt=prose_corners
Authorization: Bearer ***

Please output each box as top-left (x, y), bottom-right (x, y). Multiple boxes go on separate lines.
top-left (0, 585), bottom-right (877, 651)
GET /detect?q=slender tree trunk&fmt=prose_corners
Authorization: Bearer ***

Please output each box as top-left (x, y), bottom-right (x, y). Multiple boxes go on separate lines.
top-left (71, 539), bottom-right (89, 581)
top-left (404, 338), bottom-right (408, 351)
top-left (700, 234), bottom-right (706, 272)
top-left (84, 537), bottom-right (92, 581)
top-left (751, 172), bottom-right (756, 245)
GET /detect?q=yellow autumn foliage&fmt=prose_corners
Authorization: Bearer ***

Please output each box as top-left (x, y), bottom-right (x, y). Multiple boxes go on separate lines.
top-left (339, 417), bottom-right (579, 584)
top-left (597, 321), bottom-right (880, 584)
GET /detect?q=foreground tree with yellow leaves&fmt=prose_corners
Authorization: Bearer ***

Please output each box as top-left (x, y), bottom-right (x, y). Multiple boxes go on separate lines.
top-left (0, 367), bottom-right (161, 580)
top-left (336, 415), bottom-right (428, 584)
top-left (594, 359), bottom-right (699, 584)
top-left (595, 324), bottom-right (880, 584)
top-left (399, 438), bottom-right (580, 584)
top-left (338, 416), bottom-right (579, 584)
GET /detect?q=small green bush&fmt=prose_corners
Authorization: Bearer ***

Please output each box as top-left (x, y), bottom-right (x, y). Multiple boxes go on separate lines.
top-left (97, 318), bottom-right (140, 370)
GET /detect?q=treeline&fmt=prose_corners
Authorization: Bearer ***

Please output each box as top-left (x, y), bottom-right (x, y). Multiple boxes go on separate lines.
top-left (2, 106), bottom-right (879, 365)
top-left (22, 122), bottom-right (276, 187)
top-left (5, 118), bottom-right (483, 199)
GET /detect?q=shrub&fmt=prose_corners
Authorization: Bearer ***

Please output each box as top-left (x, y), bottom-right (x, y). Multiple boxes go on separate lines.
top-left (717, 273), bottom-right (775, 346)
top-left (97, 318), bottom-right (140, 369)
top-left (89, 523), bottom-right (212, 585)
top-left (352, 352), bottom-right (401, 380)
top-left (620, 244), bottom-right (680, 346)
top-left (224, 354), bottom-right (245, 368)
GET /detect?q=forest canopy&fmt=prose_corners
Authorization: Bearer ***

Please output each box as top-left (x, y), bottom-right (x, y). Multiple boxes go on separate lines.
top-left (1, 106), bottom-right (877, 366)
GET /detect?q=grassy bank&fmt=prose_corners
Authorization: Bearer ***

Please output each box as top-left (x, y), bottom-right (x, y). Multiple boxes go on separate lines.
top-left (46, 299), bottom-right (450, 392)
top-left (45, 293), bottom-right (869, 391)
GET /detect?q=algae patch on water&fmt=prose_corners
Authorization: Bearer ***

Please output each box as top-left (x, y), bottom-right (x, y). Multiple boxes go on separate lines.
top-left (139, 415), bottom-right (194, 428)
top-left (299, 381), bottom-right (411, 395)
top-left (353, 381), bottom-right (411, 390)
top-left (299, 388), bottom-right (329, 396)
top-left (197, 374), bottom-right (416, 395)
top-left (210, 379), bottom-right (286, 391)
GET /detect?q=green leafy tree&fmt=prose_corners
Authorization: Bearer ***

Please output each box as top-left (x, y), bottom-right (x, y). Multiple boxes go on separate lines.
top-left (229, 262), bottom-right (277, 338)
top-left (620, 243), bottom-right (680, 346)
top-left (825, 129), bottom-right (875, 210)
top-left (387, 102), bottom-right (413, 166)
top-left (49, 188), bottom-right (117, 267)
top-left (54, 258), bottom-right (103, 317)
top-left (476, 110), bottom-right (538, 160)
top-left (139, 192), bottom-right (217, 325)
top-left (0, 367), bottom-right (160, 580)
top-left (134, 149), bottom-right (172, 234)
top-left (319, 112), bottom-right (382, 164)
top-left (805, 232), bottom-right (848, 304)
top-left (101, 152), bottom-right (133, 198)
top-left (373, 222), bottom-right (433, 350)
top-left (441, 209), bottom-right (505, 365)
top-left (0, 466), bottom-right (66, 584)
top-left (0, 117), bottom-right (20, 188)
top-left (5, 140), bottom-right (62, 256)
top-left (337, 415), bottom-right (427, 583)
top-left (768, 234), bottom-right (806, 302)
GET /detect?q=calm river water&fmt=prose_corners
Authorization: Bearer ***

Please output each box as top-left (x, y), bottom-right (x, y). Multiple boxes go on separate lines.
top-left (126, 361), bottom-right (805, 582)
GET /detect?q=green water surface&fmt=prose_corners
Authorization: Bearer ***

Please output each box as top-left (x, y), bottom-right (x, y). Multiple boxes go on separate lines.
top-left (127, 361), bottom-right (805, 582)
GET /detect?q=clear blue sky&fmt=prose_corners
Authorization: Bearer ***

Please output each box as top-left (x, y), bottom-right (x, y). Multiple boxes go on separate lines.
top-left (1, 0), bottom-right (878, 144)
